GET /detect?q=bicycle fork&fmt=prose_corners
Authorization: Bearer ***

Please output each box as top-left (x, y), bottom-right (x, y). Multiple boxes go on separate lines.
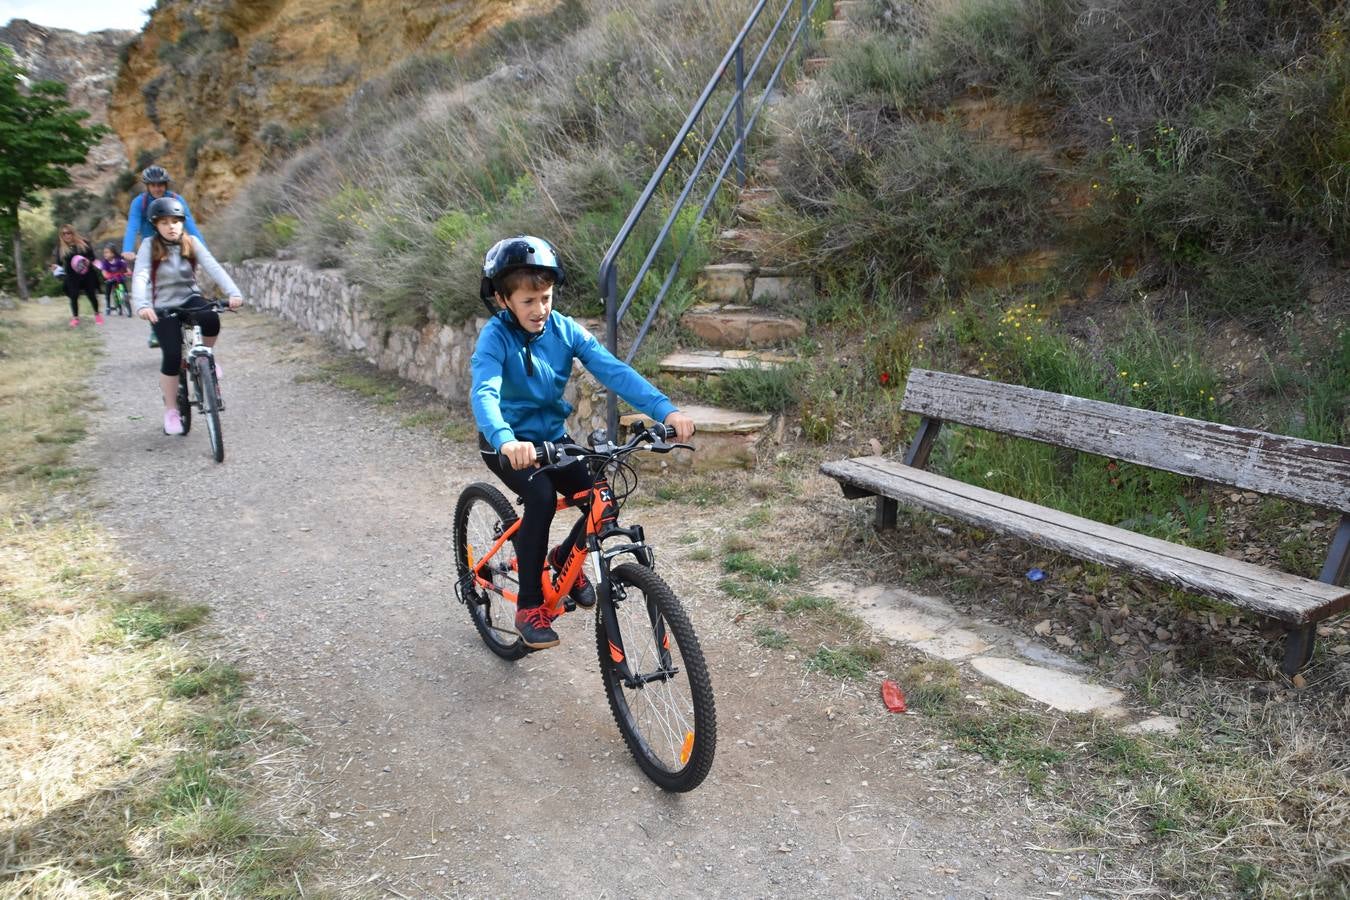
top-left (593, 536), bottom-right (676, 689)
top-left (187, 345), bottom-right (224, 410)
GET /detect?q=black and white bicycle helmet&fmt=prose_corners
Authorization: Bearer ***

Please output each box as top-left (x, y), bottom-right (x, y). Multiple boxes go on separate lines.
top-left (148, 196), bottom-right (186, 221)
top-left (479, 235), bottom-right (566, 309)
top-left (141, 165), bottom-right (171, 184)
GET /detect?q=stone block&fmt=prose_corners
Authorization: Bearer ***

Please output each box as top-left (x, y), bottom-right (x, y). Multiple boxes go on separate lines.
top-left (699, 263), bottom-right (752, 302)
top-left (682, 306), bottom-right (806, 348)
top-left (751, 275), bottom-right (814, 304)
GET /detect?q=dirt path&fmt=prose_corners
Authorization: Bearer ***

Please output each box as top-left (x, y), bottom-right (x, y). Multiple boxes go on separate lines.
top-left (78, 310), bottom-right (1074, 898)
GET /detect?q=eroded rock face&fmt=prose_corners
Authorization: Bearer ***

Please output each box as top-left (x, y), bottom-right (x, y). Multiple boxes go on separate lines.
top-left (0, 19), bottom-right (134, 192)
top-left (109, 0), bottom-right (559, 222)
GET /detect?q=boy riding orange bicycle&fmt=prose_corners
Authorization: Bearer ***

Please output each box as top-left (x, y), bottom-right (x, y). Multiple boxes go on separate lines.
top-left (469, 235), bottom-right (694, 649)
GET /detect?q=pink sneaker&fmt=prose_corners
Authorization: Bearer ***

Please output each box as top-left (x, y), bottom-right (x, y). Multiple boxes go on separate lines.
top-left (163, 409), bottom-right (184, 436)
top-left (69, 317), bottom-right (79, 327)
top-left (214, 361), bottom-right (222, 381)
top-left (95, 313), bottom-right (105, 324)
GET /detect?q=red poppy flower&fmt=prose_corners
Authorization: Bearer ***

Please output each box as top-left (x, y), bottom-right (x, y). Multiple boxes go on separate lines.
top-left (879, 371), bottom-right (891, 386)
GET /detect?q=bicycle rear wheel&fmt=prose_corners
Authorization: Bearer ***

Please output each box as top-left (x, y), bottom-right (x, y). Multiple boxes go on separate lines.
top-left (453, 483), bottom-right (527, 660)
top-left (597, 563), bottom-right (716, 791)
top-left (176, 370), bottom-right (192, 435)
top-left (193, 355), bottom-right (224, 462)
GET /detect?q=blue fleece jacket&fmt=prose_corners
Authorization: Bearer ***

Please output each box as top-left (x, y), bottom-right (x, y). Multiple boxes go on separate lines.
top-left (471, 310), bottom-right (678, 450)
top-left (121, 191), bottom-right (204, 254)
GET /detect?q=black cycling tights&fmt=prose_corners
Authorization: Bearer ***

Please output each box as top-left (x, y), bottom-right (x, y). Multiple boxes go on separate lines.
top-left (480, 434), bottom-right (594, 609)
top-left (152, 296), bottom-right (220, 377)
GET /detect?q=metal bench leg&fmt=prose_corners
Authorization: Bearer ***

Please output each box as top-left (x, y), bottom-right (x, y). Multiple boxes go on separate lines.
top-left (875, 496), bottom-right (897, 531)
top-left (1281, 624), bottom-right (1316, 677)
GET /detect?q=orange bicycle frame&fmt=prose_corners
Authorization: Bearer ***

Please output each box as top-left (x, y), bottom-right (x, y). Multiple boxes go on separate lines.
top-left (466, 474), bottom-right (619, 617)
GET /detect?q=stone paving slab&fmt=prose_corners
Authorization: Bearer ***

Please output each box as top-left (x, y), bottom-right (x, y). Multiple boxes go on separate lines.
top-left (817, 580), bottom-right (1134, 721)
top-left (913, 627), bottom-right (993, 661)
top-left (970, 657), bottom-right (1127, 716)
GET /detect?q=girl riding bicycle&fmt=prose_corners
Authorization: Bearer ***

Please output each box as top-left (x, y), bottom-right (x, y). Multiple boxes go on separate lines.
top-left (470, 234), bottom-right (694, 649)
top-left (94, 244), bottom-right (130, 315)
top-left (132, 196), bottom-right (243, 436)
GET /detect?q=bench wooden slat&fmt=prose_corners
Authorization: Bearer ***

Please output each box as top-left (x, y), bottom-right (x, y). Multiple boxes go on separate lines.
top-left (820, 456), bottom-right (1350, 624)
top-left (902, 369), bottom-right (1350, 513)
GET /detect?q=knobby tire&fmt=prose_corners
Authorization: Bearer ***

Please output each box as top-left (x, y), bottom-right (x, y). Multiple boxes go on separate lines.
top-left (177, 370), bottom-right (192, 435)
top-left (194, 355), bottom-right (224, 462)
top-left (454, 482), bottom-right (527, 660)
top-left (597, 563), bottom-right (716, 792)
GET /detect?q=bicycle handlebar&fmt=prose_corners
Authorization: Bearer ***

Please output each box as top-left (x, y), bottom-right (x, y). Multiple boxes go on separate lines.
top-left (498, 421), bottom-right (691, 470)
top-left (153, 300), bottom-right (235, 318)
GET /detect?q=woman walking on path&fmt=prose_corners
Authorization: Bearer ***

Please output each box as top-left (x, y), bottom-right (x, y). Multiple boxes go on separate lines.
top-left (52, 224), bottom-right (103, 326)
top-left (132, 196), bottom-right (242, 436)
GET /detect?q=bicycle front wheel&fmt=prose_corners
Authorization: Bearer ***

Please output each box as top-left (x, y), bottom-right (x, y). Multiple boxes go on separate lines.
top-left (176, 370), bottom-right (192, 435)
top-left (597, 563), bottom-right (716, 792)
top-left (193, 355), bottom-right (224, 462)
top-left (453, 483), bottom-right (526, 660)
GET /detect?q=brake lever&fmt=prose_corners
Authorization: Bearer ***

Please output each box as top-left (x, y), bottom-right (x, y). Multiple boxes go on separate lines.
top-left (648, 441), bottom-right (695, 453)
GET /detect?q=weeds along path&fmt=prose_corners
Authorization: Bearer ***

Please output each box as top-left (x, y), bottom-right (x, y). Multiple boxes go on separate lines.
top-left (80, 310), bottom-right (1062, 897)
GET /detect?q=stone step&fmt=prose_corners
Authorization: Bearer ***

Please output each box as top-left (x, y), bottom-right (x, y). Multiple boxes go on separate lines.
top-left (621, 404), bottom-right (774, 469)
top-left (698, 262), bottom-right (753, 302)
top-left (803, 57), bottom-right (830, 76)
top-left (735, 186), bottom-right (779, 222)
top-left (716, 228), bottom-right (801, 267)
top-left (659, 349), bottom-right (797, 377)
top-left (753, 157), bottom-right (781, 182)
top-left (751, 272), bottom-right (814, 304)
top-left (681, 303), bottom-right (806, 348)
top-left (822, 18), bottom-right (859, 40)
top-left (834, 0), bottom-right (867, 20)
top-left (820, 19), bottom-right (859, 54)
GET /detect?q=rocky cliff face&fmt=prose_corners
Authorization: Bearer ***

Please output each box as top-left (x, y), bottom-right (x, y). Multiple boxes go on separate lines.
top-left (0, 19), bottom-right (134, 193)
top-left (109, 0), bottom-right (558, 222)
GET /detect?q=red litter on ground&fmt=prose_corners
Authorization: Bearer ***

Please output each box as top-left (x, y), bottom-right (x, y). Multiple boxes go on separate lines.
top-left (880, 679), bottom-right (907, 713)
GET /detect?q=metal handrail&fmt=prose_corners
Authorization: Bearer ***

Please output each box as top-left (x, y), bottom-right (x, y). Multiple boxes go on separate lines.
top-left (598, 0), bottom-right (826, 435)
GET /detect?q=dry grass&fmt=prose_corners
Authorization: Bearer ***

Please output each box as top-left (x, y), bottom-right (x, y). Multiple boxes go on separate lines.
top-left (0, 300), bottom-right (316, 896)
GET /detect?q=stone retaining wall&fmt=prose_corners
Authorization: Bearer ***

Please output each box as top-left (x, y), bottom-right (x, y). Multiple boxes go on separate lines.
top-left (225, 259), bottom-right (608, 438)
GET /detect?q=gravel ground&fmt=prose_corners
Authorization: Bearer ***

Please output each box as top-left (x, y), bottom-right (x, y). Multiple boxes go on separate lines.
top-left (77, 310), bottom-right (1078, 898)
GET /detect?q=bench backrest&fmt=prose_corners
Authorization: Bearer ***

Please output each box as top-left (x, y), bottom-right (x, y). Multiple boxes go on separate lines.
top-left (901, 369), bottom-right (1350, 514)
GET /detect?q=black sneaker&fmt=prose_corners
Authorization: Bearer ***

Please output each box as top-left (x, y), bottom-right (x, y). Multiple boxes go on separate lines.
top-left (515, 606), bottom-right (560, 649)
top-left (548, 544), bottom-right (596, 609)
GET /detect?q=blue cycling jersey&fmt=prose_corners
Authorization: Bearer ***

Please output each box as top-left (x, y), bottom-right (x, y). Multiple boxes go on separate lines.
top-left (471, 310), bottom-right (677, 450)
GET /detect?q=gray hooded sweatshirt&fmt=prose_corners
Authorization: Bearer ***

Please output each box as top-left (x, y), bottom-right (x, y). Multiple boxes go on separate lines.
top-left (132, 236), bottom-right (240, 313)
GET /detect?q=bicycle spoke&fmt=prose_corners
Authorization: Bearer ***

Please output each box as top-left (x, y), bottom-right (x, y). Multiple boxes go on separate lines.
top-left (454, 483), bottom-right (526, 660)
top-left (599, 563), bottom-right (715, 790)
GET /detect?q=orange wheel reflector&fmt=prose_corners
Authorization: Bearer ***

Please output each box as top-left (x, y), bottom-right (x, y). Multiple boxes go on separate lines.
top-left (609, 641), bottom-right (624, 664)
top-left (680, 731), bottom-right (695, 766)
top-left (662, 632), bottom-right (670, 650)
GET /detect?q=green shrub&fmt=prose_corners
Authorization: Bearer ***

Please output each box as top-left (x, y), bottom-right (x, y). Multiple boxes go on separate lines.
top-left (262, 214), bottom-right (300, 248)
top-left (1273, 326), bottom-right (1350, 444)
top-left (1106, 307), bottom-right (1221, 420)
top-left (780, 119), bottom-right (1052, 294)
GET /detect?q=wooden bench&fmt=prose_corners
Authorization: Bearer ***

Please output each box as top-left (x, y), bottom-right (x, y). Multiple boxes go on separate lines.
top-left (821, 368), bottom-right (1350, 675)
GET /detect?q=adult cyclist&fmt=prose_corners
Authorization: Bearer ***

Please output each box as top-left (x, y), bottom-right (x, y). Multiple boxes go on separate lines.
top-left (122, 166), bottom-right (205, 347)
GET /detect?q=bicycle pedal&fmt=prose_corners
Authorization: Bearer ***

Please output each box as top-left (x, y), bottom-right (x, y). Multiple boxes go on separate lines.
top-left (563, 597), bottom-right (577, 613)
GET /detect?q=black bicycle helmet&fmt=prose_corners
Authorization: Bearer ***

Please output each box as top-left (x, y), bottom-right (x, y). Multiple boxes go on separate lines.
top-left (148, 196), bottom-right (186, 221)
top-left (479, 235), bottom-right (566, 310)
top-left (141, 165), bottom-right (170, 184)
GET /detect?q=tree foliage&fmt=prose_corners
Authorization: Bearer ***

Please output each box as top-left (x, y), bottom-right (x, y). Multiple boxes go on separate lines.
top-left (0, 47), bottom-right (107, 297)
